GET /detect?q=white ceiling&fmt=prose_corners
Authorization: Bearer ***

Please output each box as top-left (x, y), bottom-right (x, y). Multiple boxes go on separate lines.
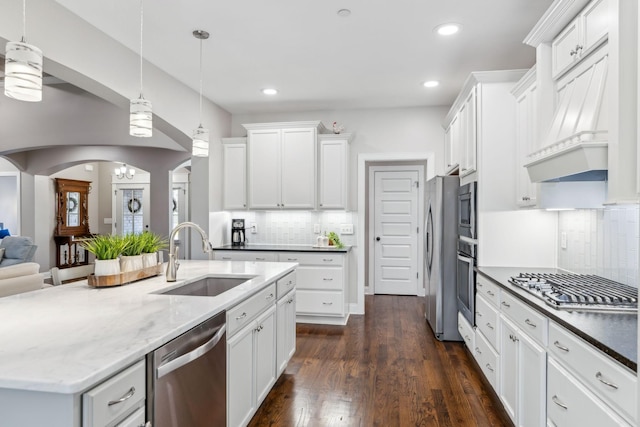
top-left (54, 0), bottom-right (554, 115)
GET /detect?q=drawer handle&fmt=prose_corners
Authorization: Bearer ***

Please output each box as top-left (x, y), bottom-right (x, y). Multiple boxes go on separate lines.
top-left (323, 278), bottom-right (334, 281)
top-left (552, 395), bottom-right (568, 410)
top-left (464, 335), bottom-right (470, 342)
top-left (108, 386), bottom-right (136, 406)
top-left (235, 312), bottom-right (247, 320)
top-left (553, 341), bottom-right (569, 352)
top-left (287, 298), bottom-right (294, 304)
top-left (255, 324), bottom-right (264, 332)
top-left (323, 258), bottom-right (333, 262)
top-left (595, 372), bottom-right (619, 389)
top-left (475, 347), bottom-right (482, 355)
top-left (476, 311), bottom-right (483, 317)
top-left (477, 282), bottom-right (483, 288)
top-left (486, 290), bottom-right (495, 296)
top-left (501, 301), bottom-right (510, 308)
top-left (525, 318), bottom-right (536, 328)
top-left (485, 322), bottom-right (494, 330)
top-left (222, 257), bottom-right (232, 260)
top-left (322, 302), bottom-right (333, 305)
top-left (509, 334), bottom-right (519, 342)
top-left (485, 363), bottom-right (494, 372)
top-left (266, 293), bottom-right (274, 300)
top-left (255, 257), bottom-right (266, 261)
top-left (287, 258), bottom-right (298, 261)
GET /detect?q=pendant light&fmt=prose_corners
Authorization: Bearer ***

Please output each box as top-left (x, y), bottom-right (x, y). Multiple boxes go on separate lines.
top-left (130, 0), bottom-right (152, 137)
top-left (192, 29), bottom-right (210, 157)
top-left (4, 0), bottom-right (43, 102)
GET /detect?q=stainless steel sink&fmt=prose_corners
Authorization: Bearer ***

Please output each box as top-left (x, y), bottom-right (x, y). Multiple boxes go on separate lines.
top-left (161, 277), bottom-right (252, 297)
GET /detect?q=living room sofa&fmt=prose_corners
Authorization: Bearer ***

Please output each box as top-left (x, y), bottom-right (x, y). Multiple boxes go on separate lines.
top-left (0, 262), bottom-right (45, 298)
top-left (0, 236), bottom-right (38, 267)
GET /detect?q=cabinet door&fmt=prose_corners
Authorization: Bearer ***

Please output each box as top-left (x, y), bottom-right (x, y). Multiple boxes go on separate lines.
top-left (499, 317), bottom-right (518, 424)
top-left (255, 306), bottom-right (277, 405)
top-left (515, 84), bottom-right (537, 207)
top-left (448, 114), bottom-right (460, 172)
top-left (319, 139), bottom-right (347, 209)
top-left (248, 129), bottom-right (281, 209)
top-left (444, 124), bottom-right (454, 172)
top-left (227, 324), bottom-right (255, 427)
top-left (223, 142), bottom-right (247, 210)
top-left (281, 128), bottom-right (316, 209)
top-left (461, 87), bottom-right (477, 175)
top-left (582, 0), bottom-right (609, 54)
top-left (552, 18), bottom-right (581, 78)
top-left (518, 330), bottom-right (546, 427)
top-left (276, 290), bottom-right (296, 376)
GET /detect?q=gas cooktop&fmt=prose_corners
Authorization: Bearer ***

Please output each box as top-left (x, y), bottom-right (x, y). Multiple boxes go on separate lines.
top-left (509, 273), bottom-right (638, 312)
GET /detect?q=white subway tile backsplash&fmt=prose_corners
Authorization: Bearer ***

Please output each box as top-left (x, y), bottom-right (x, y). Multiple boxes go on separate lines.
top-left (558, 206), bottom-right (639, 287)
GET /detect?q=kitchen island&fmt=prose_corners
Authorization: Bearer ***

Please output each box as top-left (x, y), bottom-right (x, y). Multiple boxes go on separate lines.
top-left (0, 260), bottom-right (296, 426)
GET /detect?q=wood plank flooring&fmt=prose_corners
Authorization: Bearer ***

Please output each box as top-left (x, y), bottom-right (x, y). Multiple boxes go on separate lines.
top-left (249, 295), bottom-right (512, 427)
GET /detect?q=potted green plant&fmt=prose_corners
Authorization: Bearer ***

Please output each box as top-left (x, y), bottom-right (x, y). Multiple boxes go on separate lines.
top-left (327, 231), bottom-right (345, 248)
top-left (82, 234), bottom-right (127, 276)
top-left (120, 233), bottom-right (147, 272)
top-left (140, 232), bottom-right (168, 268)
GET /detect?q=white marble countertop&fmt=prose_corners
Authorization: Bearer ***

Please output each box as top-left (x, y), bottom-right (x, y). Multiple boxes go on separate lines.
top-left (0, 260), bottom-right (296, 395)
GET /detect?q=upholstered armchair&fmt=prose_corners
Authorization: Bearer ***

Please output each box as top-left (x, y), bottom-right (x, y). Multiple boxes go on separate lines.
top-left (0, 236), bottom-right (38, 267)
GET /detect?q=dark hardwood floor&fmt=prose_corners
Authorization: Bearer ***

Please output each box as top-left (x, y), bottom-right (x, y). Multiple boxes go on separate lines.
top-left (249, 295), bottom-right (512, 427)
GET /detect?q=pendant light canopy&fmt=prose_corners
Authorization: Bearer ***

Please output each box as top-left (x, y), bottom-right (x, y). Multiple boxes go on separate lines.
top-left (4, 0), bottom-right (43, 102)
top-left (130, 0), bottom-right (152, 137)
top-left (192, 29), bottom-right (210, 157)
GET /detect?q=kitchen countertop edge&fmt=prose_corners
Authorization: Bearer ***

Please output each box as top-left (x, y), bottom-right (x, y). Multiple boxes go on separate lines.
top-left (476, 266), bottom-right (637, 372)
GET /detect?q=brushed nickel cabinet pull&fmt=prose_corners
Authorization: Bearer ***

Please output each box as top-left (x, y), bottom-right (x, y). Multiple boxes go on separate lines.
top-left (525, 319), bottom-right (536, 328)
top-left (552, 395), bottom-right (568, 410)
top-left (595, 372), bottom-right (619, 389)
top-left (501, 301), bottom-right (510, 308)
top-left (108, 386), bottom-right (136, 406)
top-left (553, 341), bottom-right (569, 352)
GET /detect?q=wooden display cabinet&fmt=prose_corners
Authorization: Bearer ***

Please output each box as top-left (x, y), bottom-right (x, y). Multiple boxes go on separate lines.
top-left (54, 178), bottom-right (92, 268)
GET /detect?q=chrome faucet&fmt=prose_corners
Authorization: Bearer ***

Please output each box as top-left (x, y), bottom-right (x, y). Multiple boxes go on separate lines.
top-left (166, 221), bottom-right (212, 282)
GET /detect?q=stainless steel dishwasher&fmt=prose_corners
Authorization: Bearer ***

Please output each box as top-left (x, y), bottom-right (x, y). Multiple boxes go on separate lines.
top-left (147, 311), bottom-right (226, 427)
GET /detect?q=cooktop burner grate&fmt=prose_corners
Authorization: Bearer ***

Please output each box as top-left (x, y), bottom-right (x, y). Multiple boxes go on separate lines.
top-left (509, 273), bottom-right (638, 312)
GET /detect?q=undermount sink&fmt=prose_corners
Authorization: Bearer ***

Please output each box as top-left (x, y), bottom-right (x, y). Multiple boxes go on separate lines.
top-left (161, 277), bottom-right (253, 297)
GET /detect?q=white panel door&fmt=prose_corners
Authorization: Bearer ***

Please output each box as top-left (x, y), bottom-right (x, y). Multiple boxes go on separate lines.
top-left (373, 170), bottom-right (419, 295)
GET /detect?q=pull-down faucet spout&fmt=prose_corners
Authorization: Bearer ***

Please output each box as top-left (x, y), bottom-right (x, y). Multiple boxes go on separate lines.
top-left (166, 222), bottom-right (212, 282)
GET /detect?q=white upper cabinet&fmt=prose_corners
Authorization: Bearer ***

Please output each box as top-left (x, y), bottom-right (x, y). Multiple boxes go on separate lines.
top-left (318, 133), bottom-right (352, 210)
top-left (511, 67), bottom-right (538, 207)
top-left (551, 0), bottom-right (609, 79)
top-left (222, 138), bottom-right (247, 210)
top-left (244, 121), bottom-right (323, 210)
top-left (444, 115), bottom-right (460, 174)
top-left (444, 86), bottom-right (476, 178)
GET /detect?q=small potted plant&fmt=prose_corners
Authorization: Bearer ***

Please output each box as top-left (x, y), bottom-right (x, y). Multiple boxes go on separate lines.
top-left (82, 234), bottom-right (127, 276)
top-left (140, 232), bottom-right (168, 268)
top-left (327, 231), bottom-right (345, 248)
top-left (120, 233), bottom-right (146, 272)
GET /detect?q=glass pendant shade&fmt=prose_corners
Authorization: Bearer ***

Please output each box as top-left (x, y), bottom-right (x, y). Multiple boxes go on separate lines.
top-left (192, 125), bottom-right (209, 157)
top-left (4, 40), bottom-right (43, 102)
top-left (129, 97), bottom-right (153, 137)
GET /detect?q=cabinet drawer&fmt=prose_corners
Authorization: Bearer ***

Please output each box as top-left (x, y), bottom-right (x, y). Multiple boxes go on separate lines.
top-left (475, 295), bottom-right (499, 349)
top-left (547, 358), bottom-right (632, 427)
top-left (82, 360), bottom-right (146, 427)
top-left (296, 266), bottom-right (343, 291)
top-left (215, 251), bottom-right (277, 262)
top-left (476, 275), bottom-right (500, 307)
top-left (278, 252), bottom-right (343, 266)
top-left (227, 283), bottom-right (276, 337)
top-left (276, 271), bottom-right (296, 299)
top-left (548, 322), bottom-right (637, 423)
top-left (296, 290), bottom-right (344, 316)
top-left (115, 406), bottom-right (146, 427)
top-left (474, 329), bottom-right (498, 391)
top-left (457, 311), bottom-right (474, 351)
top-left (500, 292), bottom-right (547, 346)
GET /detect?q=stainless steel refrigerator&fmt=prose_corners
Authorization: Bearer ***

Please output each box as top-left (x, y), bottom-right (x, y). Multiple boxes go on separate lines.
top-left (424, 175), bottom-right (461, 341)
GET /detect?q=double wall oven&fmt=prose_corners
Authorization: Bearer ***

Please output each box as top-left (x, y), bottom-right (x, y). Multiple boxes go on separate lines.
top-left (457, 182), bottom-right (477, 326)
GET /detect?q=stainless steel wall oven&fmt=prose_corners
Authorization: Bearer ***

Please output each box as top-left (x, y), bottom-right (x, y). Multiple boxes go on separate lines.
top-left (457, 181), bottom-right (477, 326)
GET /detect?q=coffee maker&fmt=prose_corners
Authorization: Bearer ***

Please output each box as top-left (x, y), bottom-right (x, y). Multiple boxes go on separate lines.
top-left (231, 219), bottom-right (246, 246)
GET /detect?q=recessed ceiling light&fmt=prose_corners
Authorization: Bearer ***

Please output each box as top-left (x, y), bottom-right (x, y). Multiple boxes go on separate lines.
top-left (262, 88), bottom-right (278, 95)
top-left (337, 9), bottom-right (351, 17)
top-left (423, 80), bottom-right (440, 88)
top-left (434, 23), bottom-right (461, 36)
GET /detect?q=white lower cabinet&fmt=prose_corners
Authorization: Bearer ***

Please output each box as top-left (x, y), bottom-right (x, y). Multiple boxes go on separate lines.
top-left (115, 406), bottom-right (146, 427)
top-left (457, 311), bottom-right (474, 351)
top-left (499, 315), bottom-right (546, 427)
top-left (547, 358), bottom-right (632, 427)
top-left (227, 305), bottom-right (276, 427)
top-left (276, 289), bottom-right (296, 376)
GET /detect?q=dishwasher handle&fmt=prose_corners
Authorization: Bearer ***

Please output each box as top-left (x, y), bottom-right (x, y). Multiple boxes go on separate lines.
top-left (157, 323), bottom-right (226, 379)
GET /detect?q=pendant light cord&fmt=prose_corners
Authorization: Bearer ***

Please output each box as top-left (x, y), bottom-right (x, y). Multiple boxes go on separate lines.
top-left (198, 36), bottom-right (203, 127)
top-left (21, 0), bottom-right (26, 42)
top-left (139, 0), bottom-right (144, 98)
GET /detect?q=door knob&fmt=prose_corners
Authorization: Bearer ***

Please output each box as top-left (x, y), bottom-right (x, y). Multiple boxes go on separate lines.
top-left (376, 237), bottom-right (381, 241)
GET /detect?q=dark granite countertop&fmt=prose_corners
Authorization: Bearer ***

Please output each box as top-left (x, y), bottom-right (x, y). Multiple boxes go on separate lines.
top-left (477, 266), bottom-right (637, 372)
top-left (212, 243), bottom-right (351, 253)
